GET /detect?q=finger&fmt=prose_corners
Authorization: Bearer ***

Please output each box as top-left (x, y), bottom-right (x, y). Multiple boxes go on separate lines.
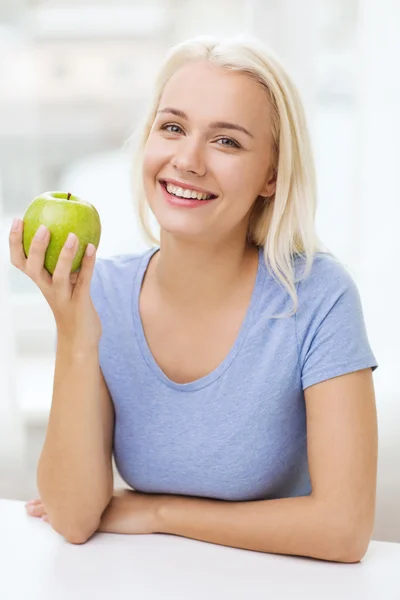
top-left (69, 271), bottom-right (79, 285)
top-left (25, 502), bottom-right (46, 518)
top-left (52, 233), bottom-right (80, 298)
top-left (9, 218), bottom-right (27, 271)
top-left (25, 225), bottom-right (53, 288)
top-left (72, 243), bottom-right (97, 298)
top-left (25, 498), bottom-right (41, 506)
top-left (25, 500), bottom-right (43, 513)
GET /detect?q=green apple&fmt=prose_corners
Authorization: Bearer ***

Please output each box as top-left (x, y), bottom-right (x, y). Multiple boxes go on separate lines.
top-left (22, 191), bottom-right (101, 275)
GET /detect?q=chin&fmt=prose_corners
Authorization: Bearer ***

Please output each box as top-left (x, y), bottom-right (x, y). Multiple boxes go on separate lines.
top-left (158, 218), bottom-right (208, 241)
top-left (149, 203), bottom-right (210, 240)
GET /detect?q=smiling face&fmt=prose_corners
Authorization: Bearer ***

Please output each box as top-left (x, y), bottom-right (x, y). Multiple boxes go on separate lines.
top-left (142, 60), bottom-right (276, 245)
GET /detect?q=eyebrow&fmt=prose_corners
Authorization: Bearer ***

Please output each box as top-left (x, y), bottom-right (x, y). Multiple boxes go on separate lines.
top-left (157, 107), bottom-right (254, 139)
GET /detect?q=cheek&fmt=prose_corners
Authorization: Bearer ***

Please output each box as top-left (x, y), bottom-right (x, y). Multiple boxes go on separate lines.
top-left (143, 139), bottom-right (161, 182)
top-left (143, 133), bottom-right (174, 179)
top-left (219, 153), bottom-right (251, 185)
top-left (219, 157), bottom-right (260, 208)
top-left (142, 138), bottom-right (171, 212)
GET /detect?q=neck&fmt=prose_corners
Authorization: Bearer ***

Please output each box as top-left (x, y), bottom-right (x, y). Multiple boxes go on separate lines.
top-left (150, 232), bottom-right (259, 310)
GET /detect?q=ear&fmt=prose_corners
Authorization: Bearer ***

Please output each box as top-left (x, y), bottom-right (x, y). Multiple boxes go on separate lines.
top-left (260, 170), bottom-right (276, 198)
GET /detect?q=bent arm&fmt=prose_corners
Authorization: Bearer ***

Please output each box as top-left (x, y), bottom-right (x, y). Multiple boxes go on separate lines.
top-left (157, 369), bottom-right (377, 563)
top-left (158, 493), bottom-right (357, 562)
top-left (37, 339), bottom-right (115, 543)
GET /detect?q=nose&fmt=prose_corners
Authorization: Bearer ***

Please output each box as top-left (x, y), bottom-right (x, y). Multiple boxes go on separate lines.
top-left (172, 138), bottom-right (206, 177)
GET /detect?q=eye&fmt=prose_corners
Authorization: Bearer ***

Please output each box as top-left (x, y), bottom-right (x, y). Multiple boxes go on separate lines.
top-left (216, 137), bottom-right (241, 149)
top-left (160, 123), bottom-right (183, 134)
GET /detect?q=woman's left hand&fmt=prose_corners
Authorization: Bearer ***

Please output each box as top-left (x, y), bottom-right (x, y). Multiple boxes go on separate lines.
top-left (97, 488), bottom-right (162, 535)
top-left (25, 488), bottom-right (163, 535)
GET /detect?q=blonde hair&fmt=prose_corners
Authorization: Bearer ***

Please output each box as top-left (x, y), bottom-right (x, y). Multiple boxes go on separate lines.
top-left (128, 33), bottom-right (333, 318)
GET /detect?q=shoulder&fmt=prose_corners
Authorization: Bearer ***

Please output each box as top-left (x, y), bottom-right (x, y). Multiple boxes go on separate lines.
top-left (295, 251), bottom-right (355, 289)
top-left (291, 252), bottom-right (378, 387)
top-left (258, 248), bottom-right (360, 318)
top-left (291, 250), bottom-right (368, 350)
top-left (294, 251), bottom-right (359, 312)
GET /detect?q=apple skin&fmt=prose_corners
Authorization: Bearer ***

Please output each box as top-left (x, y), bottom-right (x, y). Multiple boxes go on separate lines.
top-left (22, 191), bottom-right (101, 275)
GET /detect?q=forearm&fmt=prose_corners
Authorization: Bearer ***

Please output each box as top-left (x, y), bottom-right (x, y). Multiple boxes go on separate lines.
top-left (157, 494), bottom-right (364, 563)
top-left (37, 340), bottom-right (113, 539)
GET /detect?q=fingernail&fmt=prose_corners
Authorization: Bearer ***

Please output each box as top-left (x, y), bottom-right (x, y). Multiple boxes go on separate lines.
top-left (85, 243), bottom-right (95, 257)
top-left (65, 233), bottom-right (77, 248)
top-left (34, 224), bottom-right (48, 240)
top-left (11, 218), bottom-right (20, 232)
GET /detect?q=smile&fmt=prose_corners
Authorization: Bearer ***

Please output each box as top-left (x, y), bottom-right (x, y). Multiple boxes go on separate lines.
top-left (159, 181), bottom-right (218, 208)
top-left (160, 180), bottom-right (217, 201)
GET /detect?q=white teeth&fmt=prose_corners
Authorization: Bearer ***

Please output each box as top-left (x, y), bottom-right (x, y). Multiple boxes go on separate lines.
top-left (165, 182), bottom-right (213, 201)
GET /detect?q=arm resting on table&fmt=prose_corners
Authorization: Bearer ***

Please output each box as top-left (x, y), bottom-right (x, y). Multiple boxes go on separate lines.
top-left (37, 341), bottom-right (115, 544)
top-left (158, 370), bottom-right (378, 563)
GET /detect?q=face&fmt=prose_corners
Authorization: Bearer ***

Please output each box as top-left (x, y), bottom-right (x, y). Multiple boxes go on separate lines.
top-left (142, 60), bottom-right (276, 245)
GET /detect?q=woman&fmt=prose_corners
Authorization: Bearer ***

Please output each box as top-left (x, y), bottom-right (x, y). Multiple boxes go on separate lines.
top-left (11, 34), bottom-right (378, 562)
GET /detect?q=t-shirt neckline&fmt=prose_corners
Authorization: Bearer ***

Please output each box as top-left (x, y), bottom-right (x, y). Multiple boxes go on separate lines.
top-left (132, 246), bottom-right (266, 392)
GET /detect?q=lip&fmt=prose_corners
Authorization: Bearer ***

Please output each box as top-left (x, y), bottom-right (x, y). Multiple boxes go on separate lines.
top-left (159, 180), bottom-right (217, 208)
top-left (159, 178), bottom-right (217, 198)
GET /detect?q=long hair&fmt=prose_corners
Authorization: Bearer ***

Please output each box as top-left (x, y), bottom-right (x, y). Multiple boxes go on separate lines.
top-left (127, 33), bottom-right (333, 318)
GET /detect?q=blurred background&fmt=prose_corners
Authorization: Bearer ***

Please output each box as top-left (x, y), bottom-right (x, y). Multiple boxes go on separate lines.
top-left (0, 0), bottom-right (399, 542)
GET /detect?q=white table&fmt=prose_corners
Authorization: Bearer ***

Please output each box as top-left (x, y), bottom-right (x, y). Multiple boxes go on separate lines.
top-left (1, 499), bottom-right (400, 599)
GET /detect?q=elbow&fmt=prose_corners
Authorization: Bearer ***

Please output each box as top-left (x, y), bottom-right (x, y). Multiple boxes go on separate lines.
top-left (332, 541), bottom-right (370, 564)
top-left (65, 522), bottom-right (99, 545)
top-left (313, 497), bottom-right (375, 563)
top-left (37, 484), bottom-right (112, 545)
top-left (63, 529), bottom-right (92, 545)
top-left (323, 524), bottom-right (372, 564)
top-left (50, 515), bottom-right (100, 545)
top-left (337, 534), bottom-right (371, 564)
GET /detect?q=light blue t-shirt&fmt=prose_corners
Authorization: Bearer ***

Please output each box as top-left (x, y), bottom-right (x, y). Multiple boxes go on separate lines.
top-left (90, 246), bottom-right (378, 501)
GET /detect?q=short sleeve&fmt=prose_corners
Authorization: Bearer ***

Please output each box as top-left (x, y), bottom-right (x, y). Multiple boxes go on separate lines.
top-left (296, 256), bottom-right (378, 390)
